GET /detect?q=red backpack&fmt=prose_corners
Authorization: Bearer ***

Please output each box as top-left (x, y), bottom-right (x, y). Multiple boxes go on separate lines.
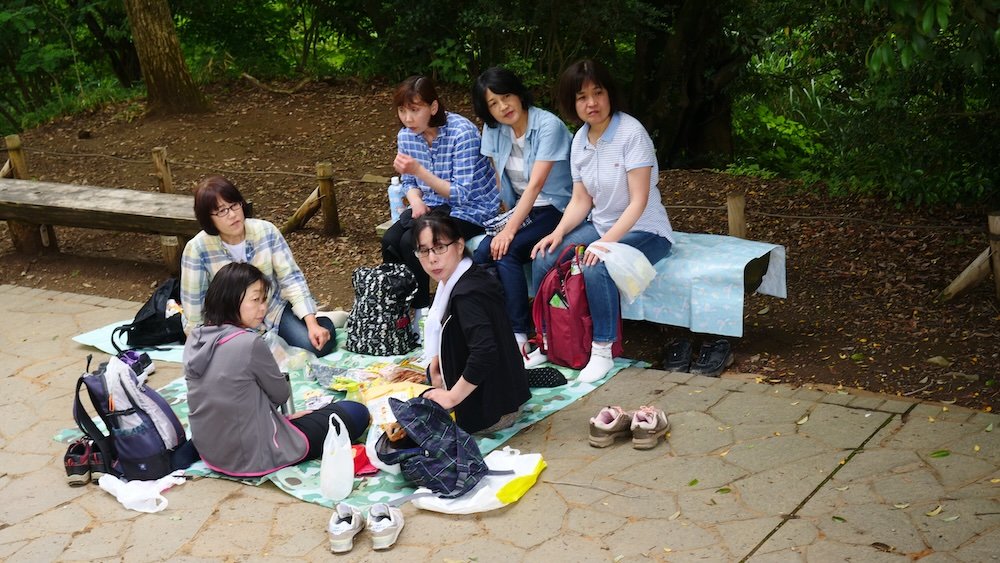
top-left (531, 245), bottom-right (623, 369)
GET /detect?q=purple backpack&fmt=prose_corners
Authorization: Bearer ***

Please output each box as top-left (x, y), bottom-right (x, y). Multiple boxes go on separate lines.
top-left (73, 353), bottom-right (186, 481)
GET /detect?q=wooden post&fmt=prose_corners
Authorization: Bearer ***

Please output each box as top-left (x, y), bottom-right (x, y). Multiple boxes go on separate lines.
top-left (4, 134), bottom-right (58, 253)
top-left (727, 192), bottom-right (747, 239)
top-left (281, 187), bottom-right (321, 235)
top-left (151, 146), bottom-right (181, 273)
top-left (317, 162), bottom-right (341, 236)
top-left (939, 247), bottom-right (992, 302)
top-left (0, 159), bottom-right (11, 178)
top-left (990, 211), bottom-right (1000, 300)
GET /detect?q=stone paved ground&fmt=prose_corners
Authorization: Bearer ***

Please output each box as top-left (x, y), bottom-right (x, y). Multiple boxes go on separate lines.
top-left (1, 284), bottom-right (998, 562)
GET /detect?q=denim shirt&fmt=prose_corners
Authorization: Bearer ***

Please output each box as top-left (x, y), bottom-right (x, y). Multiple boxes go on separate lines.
top-left (480, 106), bottom-right (573, 212)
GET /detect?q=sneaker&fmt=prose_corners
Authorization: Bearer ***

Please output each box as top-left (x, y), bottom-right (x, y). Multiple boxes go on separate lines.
top-left (589, 406), bottom-right (633, 448)
top-left (663, 337), bottom-right (692, 372)
top-left (631, 406), bottom-right (670, 450)
top-left (578, 343), bottom-right (614, 383)
top-left (327, 503), bottom-right (364, 554)
top-left (523, 346), bottom-right (548, 368)
top-left (689, 339), bottom-right (734, 377)
top-left (367, 503), bottom-right (404, 550)
top-left (89, 445), bottom-right (110, 480)
top-left (64, 438), bottom-right (91, 487)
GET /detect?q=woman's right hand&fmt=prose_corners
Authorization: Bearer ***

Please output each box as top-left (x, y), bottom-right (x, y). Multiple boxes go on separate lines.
top-left (531, 232), bottom-right (563, 259)
top-left (428, 356), bottom-right (443, 388)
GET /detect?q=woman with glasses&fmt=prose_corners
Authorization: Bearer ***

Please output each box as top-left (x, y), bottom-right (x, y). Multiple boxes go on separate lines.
top-left (381, 75), bottom-right (499, 317)
top-left (180, 175), bottom-right (336, 356)
top-left (413, 213), bottom-right (530, 434)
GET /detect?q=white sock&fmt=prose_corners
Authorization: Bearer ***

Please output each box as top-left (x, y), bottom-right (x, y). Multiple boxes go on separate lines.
top-left (578, 341), bottom-right (614, 383)
top-left (514, 333), bottom-right (528, 353)
top-left (523, 335), bottom-right (548, 368)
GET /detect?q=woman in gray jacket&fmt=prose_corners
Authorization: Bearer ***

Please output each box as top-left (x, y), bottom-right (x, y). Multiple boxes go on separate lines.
top-left (183, 262), bottom-right (369, 477)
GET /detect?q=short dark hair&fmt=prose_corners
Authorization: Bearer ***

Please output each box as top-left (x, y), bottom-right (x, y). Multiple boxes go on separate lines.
top-left (471, 67), bottom-right (535, 128)
top-left (193, 175), bottom-right (247, 235)
top-left (393, 75), bottom-right (447, 128)
top-left (411, 211), bottom-right (472, 258)
top-left (202, 262), bottom-right (272, 327)
top-left (557, 59), bottom-right (621, 124)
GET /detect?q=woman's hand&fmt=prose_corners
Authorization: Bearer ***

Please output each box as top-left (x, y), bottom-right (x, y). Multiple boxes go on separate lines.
top-left (410, 199), bottom-right (430, 218)
top-left (583, 241), bottom-right (610, 267)
top-left (286, 409), bottom-right (313, 420)
top-left (531, 232), bottom-right (563, 260)
top-left (304, 315), bottom-right (331, 351)
top-left (424, 388), bottom-right (458, 409)
top-left (393, 153), bottom-right (423, 176)
top-left (490, 226), bottom-right (517, 260)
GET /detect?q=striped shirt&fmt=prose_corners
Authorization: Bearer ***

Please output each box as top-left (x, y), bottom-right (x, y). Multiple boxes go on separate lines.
top-left (572, 112), bottom-right (673, 241)
top-left (397, 111), bottom-right (499, 225)
top-left (180, 218), bottom-right (318, 333)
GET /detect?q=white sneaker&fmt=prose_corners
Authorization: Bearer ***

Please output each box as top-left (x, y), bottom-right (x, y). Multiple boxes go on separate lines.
top-left (367, 503), bottom-right (404, 550)
top-left (327, 503), bottom-right (364, 553)
top-left (578, 343), bottom-right (614, 383)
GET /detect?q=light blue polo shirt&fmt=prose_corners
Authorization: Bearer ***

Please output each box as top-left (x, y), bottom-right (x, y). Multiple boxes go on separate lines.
top-left (571, 112), bottom-right (674, 242)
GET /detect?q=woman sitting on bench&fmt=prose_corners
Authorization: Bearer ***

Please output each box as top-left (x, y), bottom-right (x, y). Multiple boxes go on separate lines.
top-left (180, 175), bottom-right (335, 356)
top-left (530, 59), bottom-right (675, 382)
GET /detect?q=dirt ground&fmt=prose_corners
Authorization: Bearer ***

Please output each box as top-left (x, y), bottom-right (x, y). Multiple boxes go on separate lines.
top-left (2, 79), bottom-right (997, 411)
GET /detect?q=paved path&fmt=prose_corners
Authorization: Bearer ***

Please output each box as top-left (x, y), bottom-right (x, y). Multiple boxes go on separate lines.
top-left (1, 284), bottom-right (998, 562)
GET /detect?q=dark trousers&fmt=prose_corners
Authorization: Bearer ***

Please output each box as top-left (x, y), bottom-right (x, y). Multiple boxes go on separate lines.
top-left (290, 400), bottom-right (370, 461)
top-left (381, 206), bottom-right (484, 308)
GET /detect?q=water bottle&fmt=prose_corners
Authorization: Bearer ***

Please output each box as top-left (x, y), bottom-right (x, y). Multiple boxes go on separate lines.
top-left (387, 176), bottom-right (406, 222)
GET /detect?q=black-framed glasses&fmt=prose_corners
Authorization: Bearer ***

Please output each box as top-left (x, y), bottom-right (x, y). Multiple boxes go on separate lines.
top-left (413, 241), bottom-right (456, 258)
top-left (211, 202), bottom-right (242, 217)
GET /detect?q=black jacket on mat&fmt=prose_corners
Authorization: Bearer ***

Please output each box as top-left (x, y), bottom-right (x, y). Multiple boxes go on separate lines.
top-left (439, 265), bottom-right (531, 433)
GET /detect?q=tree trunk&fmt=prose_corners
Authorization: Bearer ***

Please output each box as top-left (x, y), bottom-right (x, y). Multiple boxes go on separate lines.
top-left (68, 0), bottom-right (142, 88)
top-left (122, 0), bottom-right (211, 115)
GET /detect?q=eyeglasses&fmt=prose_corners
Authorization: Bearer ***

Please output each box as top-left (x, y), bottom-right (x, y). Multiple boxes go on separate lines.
top-left (413, 241), bottom-right (456, 258)
top-left (211, 202), bottom-right (242, 217)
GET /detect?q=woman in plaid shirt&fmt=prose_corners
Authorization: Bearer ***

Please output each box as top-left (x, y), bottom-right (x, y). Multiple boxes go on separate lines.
top-left (381, 75), bottom-right (499, 312)
top-left (180, 175), bottom-right (335, 356)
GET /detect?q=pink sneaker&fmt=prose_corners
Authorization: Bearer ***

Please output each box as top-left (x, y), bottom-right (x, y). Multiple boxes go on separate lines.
top-left (631, 406), bottom-right (669, 450)
top-left (588, 406), bottom-right (632, 448)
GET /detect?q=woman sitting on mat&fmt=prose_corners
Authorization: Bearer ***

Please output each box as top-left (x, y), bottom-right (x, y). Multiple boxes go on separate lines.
top-left (381, 75), bottom-right (499, 317)
top-left (181, 175), bottom-right (335, 357)
top-left (183, 262), bottom-right (370, 477)
top-left (414, 213), bottom-right (531, 434)
top-left (470, 66), bottom-right (574, 353)
top-left (530, 59), bottom-right (674, 382)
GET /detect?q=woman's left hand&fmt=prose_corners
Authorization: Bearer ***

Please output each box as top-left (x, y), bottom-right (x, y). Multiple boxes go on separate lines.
top-left (490, 227), bottom-right (516, 260)
top-left (307, 323), bottom-right (331, 351)
top-left (424, 388), bottom-right (457, 409)
top-left (583, 242), bottom-right (609, 267)
top-left (286, 409), bottom-right (313, 420)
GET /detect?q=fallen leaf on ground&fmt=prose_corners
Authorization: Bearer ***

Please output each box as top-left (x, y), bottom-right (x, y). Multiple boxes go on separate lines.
top-left (929, 450), bottom-right (950, 458)
top-left (942, 515), bottom-right (960, 522)
top-left (797, 414), bottom-right (809, 425)
top-left (668, 510), bottom-right (681, 521)
top-left (893, 503), bottom-right (910, 509)
top-left (926, 505), bottom-right (944, 516)
top-left (926, 356), bottom-right (953, 368)
top-left (832, 515), bottom-right (846, 522)
top-left (688, 479), bottom-right (699, 486)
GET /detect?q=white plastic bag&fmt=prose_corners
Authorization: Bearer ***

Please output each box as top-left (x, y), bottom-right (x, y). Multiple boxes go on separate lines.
top-left (320, 413), bottom-right (354, 501)
top-left (410, 447), bottom-right (546, 514)
top-left (586, 241), bottom-right (657, 303)
top-left (364, 423), bottom-right (401, 475)
top-left (97, 470), bottom-right (186, 513)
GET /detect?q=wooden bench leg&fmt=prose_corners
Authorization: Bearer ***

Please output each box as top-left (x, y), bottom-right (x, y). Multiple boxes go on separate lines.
top-left (161, 235), bottom-right (182, 275)
top-left (8, 221), bottom-right (58, 254)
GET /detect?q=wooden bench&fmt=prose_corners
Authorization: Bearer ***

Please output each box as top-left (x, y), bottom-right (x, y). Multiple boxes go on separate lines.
top-left (0, 178), bottom-right (200, 272)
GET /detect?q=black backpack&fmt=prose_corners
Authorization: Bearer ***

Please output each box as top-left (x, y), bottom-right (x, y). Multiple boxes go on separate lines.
top-left (113, 278), bottom-right (186, 352)
top-left (73, 353), bottom-right (187, 481)
top-left (345, 264), bottom-right (418, 356)
top-left (375, 397), bottom-right (489, 498)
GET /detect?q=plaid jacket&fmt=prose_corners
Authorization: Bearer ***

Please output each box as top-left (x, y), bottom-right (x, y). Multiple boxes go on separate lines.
top-left (180, 219), bottom-right (317, 333)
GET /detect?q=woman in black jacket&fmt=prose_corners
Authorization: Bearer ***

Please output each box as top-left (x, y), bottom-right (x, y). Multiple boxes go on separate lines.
top-left (414, 212), bottom-right (531, 433)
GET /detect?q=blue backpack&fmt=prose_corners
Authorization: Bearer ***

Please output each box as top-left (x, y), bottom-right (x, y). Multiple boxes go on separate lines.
top-left (375, 397), bottom-right (489, 498)
top-left (73, 353), bottom-right (187, 481)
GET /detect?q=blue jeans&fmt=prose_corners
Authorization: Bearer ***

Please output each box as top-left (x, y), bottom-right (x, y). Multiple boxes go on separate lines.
top-left (531, 223), bottom-right (671, 342)
top-left (277, 305), bottom-right (336, 357)
top-left (473, 206), bottom-right (563, 334)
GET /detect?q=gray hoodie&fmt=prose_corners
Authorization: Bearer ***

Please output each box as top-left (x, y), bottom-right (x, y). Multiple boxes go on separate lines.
top-left (184, 324), bottom-right (308, 476)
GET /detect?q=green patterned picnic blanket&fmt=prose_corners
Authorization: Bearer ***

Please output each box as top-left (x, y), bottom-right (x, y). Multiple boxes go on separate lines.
top-left (56, 339), bottom-right (640, 509)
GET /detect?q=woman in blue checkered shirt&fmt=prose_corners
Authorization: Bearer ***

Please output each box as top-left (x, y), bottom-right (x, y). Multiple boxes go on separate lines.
top-left (381, 75), bottom-right (499, 312)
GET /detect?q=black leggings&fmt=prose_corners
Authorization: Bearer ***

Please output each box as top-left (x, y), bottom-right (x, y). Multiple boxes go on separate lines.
top-left (381, 205), bottom-right (485, 308)
top-left (290, 400), bottom-right (370, 461)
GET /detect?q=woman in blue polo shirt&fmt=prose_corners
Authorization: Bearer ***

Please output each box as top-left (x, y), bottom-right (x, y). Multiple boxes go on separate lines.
top-left (382, 75), bottom-right (499, 313)
top-left (470, 67), bottom-right (573, 353)
top-left (531, 59), bottom-right (674, 382)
